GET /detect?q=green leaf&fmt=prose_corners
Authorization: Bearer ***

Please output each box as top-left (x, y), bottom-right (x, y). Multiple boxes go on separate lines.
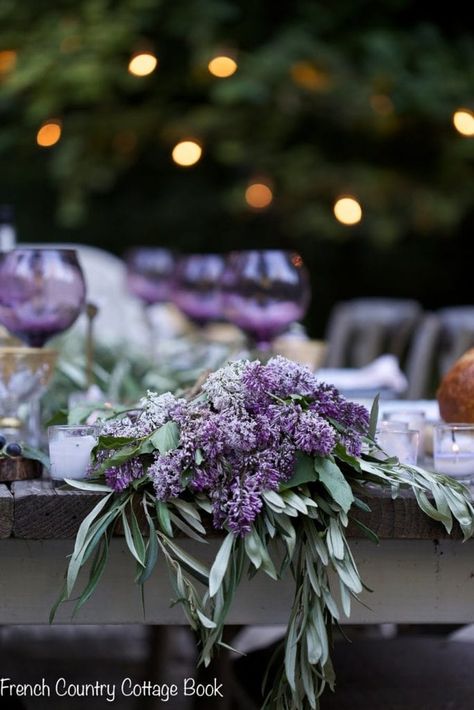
top-left (94, 444), bottom-right (140, 476)
top-left (368, 394), bottom-right (380, 439)
top-left (281, 490), bottom-right (308, 515)
top-left (350, 518), bottom-right (380, 544)
top-left (195, 448), bottom-right (204, 465)
top-left (64, 479), bottom-right (112, 493)
top-left (46, 409), bottom-right (68, 426)
top-left (314, 458), bottom-right (354, 514)
top-left (327, 518), bottom-right (345, 560)
top-left (280, 453), bottom-right (317, 491)
top-left (244, 528), bottom-right (263, 569)
top-left (168, 512), bottom-right (207, 543)
top-left (262, 490), bottom-right (285, 510)
top-left (68, 404), bottom-right (101, 425)
top-left (121, 509), bottom-right (145, 566)
top-left (150, 421), bottom-right (180, 454)
top-left (67, 493), bottom-right (113, 597)
top-left (137, 516), bottom-right (159, 585)
top-left (161, 537), bottom-right (210, 586)
top-left (196, 609), bottom-right (217, 629)
top-left (73, 536), bottom-right (109, 616)
top-left (96, 435), bottom-right (138, 449)
top-left (20, 443), bottom-right (50, 470)
top-left (130, 501), bottom-right (147, 564)
top-left (209, 532), bottom-right (234, 597)
top-left (353, 496), bottom-right (372, 513)
top-left (284, 614), bottom-right (298, 691)
top-left (155, 501), bottom-right (173, 537)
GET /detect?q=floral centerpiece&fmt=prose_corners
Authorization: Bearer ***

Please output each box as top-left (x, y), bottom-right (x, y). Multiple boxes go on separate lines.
top-left (54, 356), bottom-right (474, 709)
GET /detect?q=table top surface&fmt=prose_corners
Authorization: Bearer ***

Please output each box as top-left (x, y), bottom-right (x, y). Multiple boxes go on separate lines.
top-left (0, 479), bottom-right (463, 541)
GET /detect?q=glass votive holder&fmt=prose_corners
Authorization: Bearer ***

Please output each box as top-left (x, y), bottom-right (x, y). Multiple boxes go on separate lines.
top-left (383, 410), bottom-right (426, 433)
top-left (376, 427), bottom-right (420, 465)
top-left (48, 425), bottom-right (98, 481)
top-left (382, 410), bottom-right (426, 462)
top-left (433, 424), bottom-right (474, 484)
top-left (378, 420), bottom-right (409, 431)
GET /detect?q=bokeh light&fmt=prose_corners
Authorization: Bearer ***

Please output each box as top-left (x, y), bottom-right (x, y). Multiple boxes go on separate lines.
top-left (208, 55), bottom-right (238, 78)
top-left (0, 50), bottom-right (17, 74)
top-left (333, 196), bottom-right (362, 225)
top-left (245, 183), bottom-right (273, 209)
top-left (290, 61), bottom-right (330, 91)
top-left (453, 109), bottom-right (474, 137)
top-left (172, 140), bottom-right (202, 167)
top-left (128, 52), bottom-right (158, 77)
top-left (370, 94), bottom-right (394, 116)
top-left (36, 121), bottom-right (62, 148)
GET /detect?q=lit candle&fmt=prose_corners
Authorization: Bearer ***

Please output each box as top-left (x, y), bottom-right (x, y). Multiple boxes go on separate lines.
top-left (434, 425), bottom-right (474, 483)
top-left (48, 426), bottom-right (98, 481)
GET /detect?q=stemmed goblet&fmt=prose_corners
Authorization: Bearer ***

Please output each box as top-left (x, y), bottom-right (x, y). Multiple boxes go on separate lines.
top-left (125, 248), bottom-right (175, 353)
top-left (125, 247), bottom-right (175, 306)
top-left (0, 248), bottom-right (86, 445)
top-left (172, 254), bottom-right (226, 327)
top-left (221, 250), bottom-right (311, 354)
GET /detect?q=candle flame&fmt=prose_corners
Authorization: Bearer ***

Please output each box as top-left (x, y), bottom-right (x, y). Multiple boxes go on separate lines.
top-left (452, 442), bottom-right (460, 454)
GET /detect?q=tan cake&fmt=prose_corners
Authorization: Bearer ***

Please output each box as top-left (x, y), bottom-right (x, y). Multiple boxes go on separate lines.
top-left (437, 348), bottom-right (474, 423)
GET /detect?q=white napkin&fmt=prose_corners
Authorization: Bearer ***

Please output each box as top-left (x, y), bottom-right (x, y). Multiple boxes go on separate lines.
top-left (317, 354), bottom-right (408, 394)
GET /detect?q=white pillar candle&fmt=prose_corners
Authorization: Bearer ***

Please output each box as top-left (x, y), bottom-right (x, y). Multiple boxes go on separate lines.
top-left (49, 434), bottom-right (97, 480)
top-left (434, 452), bottom-right (474, 479)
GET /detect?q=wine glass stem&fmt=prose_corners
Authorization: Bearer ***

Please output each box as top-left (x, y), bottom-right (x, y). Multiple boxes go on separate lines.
top-left (28, 397), bottom-right (42, 448)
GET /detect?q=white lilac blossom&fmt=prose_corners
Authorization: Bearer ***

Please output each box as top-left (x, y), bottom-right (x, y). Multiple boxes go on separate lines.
top-left (99, 358), bottom-right (369, 535)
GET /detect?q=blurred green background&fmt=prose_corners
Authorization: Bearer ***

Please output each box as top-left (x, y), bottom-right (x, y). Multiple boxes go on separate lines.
top-left (1, 0), bottom-right (473, 334)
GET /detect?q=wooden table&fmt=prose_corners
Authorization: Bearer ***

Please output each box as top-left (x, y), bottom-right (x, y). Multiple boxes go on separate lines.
top-left (1, 480), bottom-right (473, 625)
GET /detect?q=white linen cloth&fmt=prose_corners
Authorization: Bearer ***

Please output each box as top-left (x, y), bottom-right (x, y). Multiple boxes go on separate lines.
top-left (316, 354), bottom-right (408, 394)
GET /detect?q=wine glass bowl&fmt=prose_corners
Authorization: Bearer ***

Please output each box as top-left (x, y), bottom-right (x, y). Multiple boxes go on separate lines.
top-left (0, 249), bottom-right (86, 347)
top-left (125, 247), bottom-right (175, 305)
top-left (222, 250), bottom-right (311, 349)
top-left (172, 254), bottom-right (226, 326)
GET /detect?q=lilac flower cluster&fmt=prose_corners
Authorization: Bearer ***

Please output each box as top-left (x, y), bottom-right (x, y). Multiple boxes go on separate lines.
top-left (91, 392), bottom-right (187, 492)
top-left (150, 357), bottom-right (368, 535)
top-left (94, 358), bottom-right (369, 535)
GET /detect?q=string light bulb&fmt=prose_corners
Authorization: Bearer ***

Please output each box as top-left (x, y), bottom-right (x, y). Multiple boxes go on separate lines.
top-left (208, 55), bottom-right (238, 78)
top-left (128, 51), bottom-right (158, 77)
top-left (172, 140), bottom-right (202, 167)
top-left (333, 196), bottom-right (362, 225)
top-left (0, 50), bottom-right (17, 74)
top-left (245, 182), bottom-right (273, 209)
top-left (36, 120), bottom-right (62, 148)
top-left (453, 109), bottom-right (474, 137)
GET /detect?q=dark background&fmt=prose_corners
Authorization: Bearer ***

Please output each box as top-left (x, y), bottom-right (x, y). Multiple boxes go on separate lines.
top-left (1, 0), bottom-right (473, 334)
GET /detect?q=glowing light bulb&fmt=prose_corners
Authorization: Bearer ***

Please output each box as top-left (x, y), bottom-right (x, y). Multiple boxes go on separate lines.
top-left (0, 50), bottom-right (17, 74)
top-left (333, 197), bottom-right (362, 226)
top-left (453, 109), bottom-right (474, 137)
top-left (290, 61), bottom-right (329, 91)
top-left (128, 52), bottom-right (158, 77)
top-left (370, 94), bottom-right (394, 116)
top-left (208, 55), bottom-right (238, 78)
top-left (245, 183), bottom-right (273, 209)
top-left (172, 140), bottom-right (202, 167)
top-left (36, 121), bottom-right (62, 148)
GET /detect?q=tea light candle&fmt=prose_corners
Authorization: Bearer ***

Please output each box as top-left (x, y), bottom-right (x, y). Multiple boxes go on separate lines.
top-left (434, 424), bottom-right (474, 483)
top-left (48, 426), bottom-right (98, 481)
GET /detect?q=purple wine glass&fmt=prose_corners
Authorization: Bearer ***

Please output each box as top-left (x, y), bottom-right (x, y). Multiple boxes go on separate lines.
top-left (172, 254), bottom-right (226, 326)
top-left (0, 248), bottom-right (86, 347)
top-left (222, 250), bottom-right (311, 350)
top-left (125, 248), bottom-right (175, 305)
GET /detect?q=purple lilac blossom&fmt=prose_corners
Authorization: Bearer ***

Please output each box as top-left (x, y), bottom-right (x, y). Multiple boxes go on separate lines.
top-left (104, 457), bottom-right (144, 492)
top-left (101, 357), bottom-right (369, 535)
